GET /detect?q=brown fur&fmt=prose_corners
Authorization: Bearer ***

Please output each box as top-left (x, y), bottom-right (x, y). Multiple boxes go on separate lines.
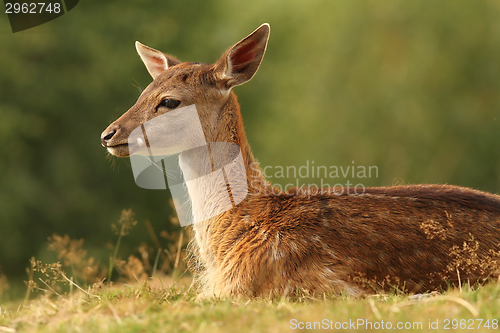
top-left (195, 183), bottom-right (500, 296)
top-left (102, 24), bottom-right (500, 297)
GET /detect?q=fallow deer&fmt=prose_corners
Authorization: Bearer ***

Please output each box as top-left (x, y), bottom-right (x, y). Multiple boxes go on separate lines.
top-left (101, 24), bottom-right (500, 297)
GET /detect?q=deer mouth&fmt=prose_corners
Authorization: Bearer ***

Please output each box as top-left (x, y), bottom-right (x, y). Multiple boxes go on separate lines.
top-left (106, 137), bottom-right (150, 157)
top-left (105, 142), bottom-right (131, 157)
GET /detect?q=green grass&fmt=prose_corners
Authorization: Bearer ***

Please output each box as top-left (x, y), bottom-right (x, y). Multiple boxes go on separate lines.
top-left (2, 214), bottom-right (499, 332)
top-left (1, 279), bottom-right (500, 332)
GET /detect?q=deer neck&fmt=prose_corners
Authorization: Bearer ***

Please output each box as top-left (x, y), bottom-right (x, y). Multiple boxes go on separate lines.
top-left (178, 92), bottom-right (266, 226)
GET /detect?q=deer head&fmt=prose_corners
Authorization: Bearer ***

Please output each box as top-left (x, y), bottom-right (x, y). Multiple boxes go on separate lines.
top-left (100, 24), bottom-right (270, 159)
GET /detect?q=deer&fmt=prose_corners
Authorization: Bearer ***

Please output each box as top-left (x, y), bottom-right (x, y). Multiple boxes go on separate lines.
top-left (101, 23), bottom-right (500, 297)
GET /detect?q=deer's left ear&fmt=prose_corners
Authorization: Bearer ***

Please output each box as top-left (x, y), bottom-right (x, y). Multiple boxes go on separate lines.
top-left (214, 23), bottom-right (270, 89)
top-left (135, 41), bottom-right (181, 79)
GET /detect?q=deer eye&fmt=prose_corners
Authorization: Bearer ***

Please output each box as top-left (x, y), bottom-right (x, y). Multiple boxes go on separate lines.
top-left (158, 99), bottom-right (181, 110)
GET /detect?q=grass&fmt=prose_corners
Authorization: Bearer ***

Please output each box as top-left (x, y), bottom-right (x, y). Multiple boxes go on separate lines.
top-left (1, 209), bottom-right (500, 332)
top-left (1, 280), bottom-right (500, 332)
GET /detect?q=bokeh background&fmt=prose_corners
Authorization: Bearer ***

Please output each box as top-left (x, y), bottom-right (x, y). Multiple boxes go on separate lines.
top-left (2, 0), bottom-right (500, 299)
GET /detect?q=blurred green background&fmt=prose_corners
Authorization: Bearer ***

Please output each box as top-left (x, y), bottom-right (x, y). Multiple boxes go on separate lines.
top-left (1, 0), bottom-right (500, 299)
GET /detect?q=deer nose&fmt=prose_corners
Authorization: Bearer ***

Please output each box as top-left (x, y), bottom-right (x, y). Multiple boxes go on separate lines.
top-left (101, 129), bottom-right (117, 147)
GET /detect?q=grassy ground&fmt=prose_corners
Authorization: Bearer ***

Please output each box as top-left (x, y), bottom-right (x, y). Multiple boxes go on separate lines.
top-left (2, 212), bottom-right (499, 332)
top-left (1, 279), bottom-right (500, 332)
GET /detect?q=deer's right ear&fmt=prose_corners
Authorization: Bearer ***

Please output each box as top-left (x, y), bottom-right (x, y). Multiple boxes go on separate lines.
top-left (214, 23), bottom-right (270, 89)
top-left (135, 41), bottom-right (181, 79)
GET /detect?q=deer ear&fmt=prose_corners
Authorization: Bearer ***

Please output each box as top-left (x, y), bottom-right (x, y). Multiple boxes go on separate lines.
top-left (214, 23), bottom-right (270, 89)
top-left (135, 41), bottom-right (181, 79)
